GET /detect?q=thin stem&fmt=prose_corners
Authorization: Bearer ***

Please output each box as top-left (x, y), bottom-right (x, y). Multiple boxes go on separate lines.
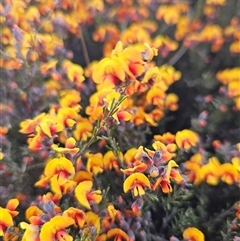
top-left (203, 203), bottom-right (236, 227)
top-left (78, 25), bottom-right (90, 66)
top-left (167, 45), bottom-right (187, 66)
top-left (74, 90), bottom-right (128, 161)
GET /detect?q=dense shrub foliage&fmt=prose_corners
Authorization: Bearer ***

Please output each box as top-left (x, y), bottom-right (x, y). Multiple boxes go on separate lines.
top-left (0, 0), bottom-right (239, 241)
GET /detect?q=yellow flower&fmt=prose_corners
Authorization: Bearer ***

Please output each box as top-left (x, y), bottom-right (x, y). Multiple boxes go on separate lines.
top-left (92, 56), bottom-right (128, 85)
top-left (121, 162), bottom-right (147, 175)
top-left (153, 35), bottom-right (178, 58)
top-left (103, 150), bottom-right (123, 171)
top-left (19, 113), bottom-right (46, 134)
top-left (86, 153), bottom-right (104, 175)
top-left (0, 198), bottom-right (19, 235)
top-left (63, 207), bottom-right (86, 228)
top-left (57, 107), bottom-right (79, 129)
top-left (44, 157), bottom-right (75, 180)
top-left (183, 227), bottom-right (205, 241)
top-left (124, 148), bottom-right (139, 167)
top-left (198, 157), bottom-right (221, 186)
top-left (62, 60), bottom-right (85, 85)
top-left (219, 163), bottom-right (239, 185)
top-left (59, 89), bottom-right (81, 111)
top-left (152, 160), bottom-right (181, 193)
top-left (150, 141), bottom-right (176, 162)
top-left (123, 172), bottom-right (150, 196)
top-left (107, 228), bottom-right (129, 241)
top-left (165, 93), bottom-right (179, 111)
top-left (0, 208), bottom-right (14, 236)
top-left (75, 181), bottom-right (102, 210)
top-left (35, 157), bottom-right (75, 196)
top-left (39, 216), bottom-right (75, 241)
top-left (176, 129), bottom-right (199, 150)
top-left (25, 206), bottom-right (44, 221)
top-left (20, 222), bottom-right (39, 241)
top-left (152, 177), bottom-right (172, 193)
top-left (74, 171), bottom-right (93, 184)
top-left (206, 0), bottom-right (226, 6)
top-left (40, 59), bottom-right (58, 75)
top-left (73, 117), bottom-right (93, 141)
top-left (232, 156), bottom-right (240, 171)
top-left (81, 211), bottom-right (101, 240)
top-left (154, 132), bottom-right (175, 144)
top-left (51, 137), bottom-right (79, 156)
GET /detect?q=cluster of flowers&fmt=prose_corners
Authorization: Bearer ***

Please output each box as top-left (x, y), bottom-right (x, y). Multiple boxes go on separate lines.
top-left (0, 0), bottom-right (239, 241)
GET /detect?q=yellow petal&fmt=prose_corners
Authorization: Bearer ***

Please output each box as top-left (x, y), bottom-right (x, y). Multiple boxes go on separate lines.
top-left (75, 181), bottom-right (92, 209)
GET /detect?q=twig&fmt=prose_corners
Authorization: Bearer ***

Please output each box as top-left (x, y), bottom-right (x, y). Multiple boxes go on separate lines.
top-left (203, 203), bottom-right (236, 227)
top-left (78, 25), bottom-right (90, 66)
top-left (167, 45), bottom-right (187, 66)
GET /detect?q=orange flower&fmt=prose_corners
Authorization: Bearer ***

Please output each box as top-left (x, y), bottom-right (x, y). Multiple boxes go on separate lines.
top-left (92, 56), bottom-right (128, 86)
top-left (152, 177), bottom-right (172, 193)
top-left (176, 129), bottom-right (199, 150)
top-left (51, 137), bottom-right (79, 156)
top-left (107, 204), bottom-right (120, 222)
top-left (103, 150), bottom-right (124, 171)
top-left (140, 66), bottom-right (160, 85)
top-left (39, 216), bottom-right (75, 241)
top-left (159, 64), bottom-right (181, 86)
top-left (40, 59), bottom-right (58, 75)
top-left (85, 88), bottom-right (112, 121)
top-left (149, 141), bottom-right (176, 162)
top-left (153, 35), bottom-right (178, 58)
top-left (74, 171), bottom-right (93, 184)
top-left (93, 24), bottom-right (120, 42)
top-left (57, 107), bottom-right (79, 129)
top-left (19, 113), bottom-right (46, 134)
top-left (73, 117), bottom-right (93, 141)
top-left (44, 157), bottom-right (75, 180)
top-left (5, 199), bottom-right (19, 217)
top-left (206, 0), bottom-right (226, 5)
top-left (121, 162), bottom-right (148, 175)
top-left (123, 172), bottom-right (150, 196)
top-left (62, 60), bottom-right (85, 86)
top-left (0, 199), bottom-right (19, 236)
top-left (107, 228), bottom-right (129, 241)
top-left (38, 115), bottom-right (63, 139)
top-left (25, 206), bottom-right (44, 221)
top-left (146, 84), bottom-right (166, 108)
top-left (165, 93), bottom-right (179, 111)
top-left (35, 157), bottom-right (75, 196)
top-left (104, 91), bottom-right (132, 123)
top-left (152, 160), bottom-right (179, 193)
top-left (196, 157), bottom-right (221, 185)
top-left (154, 132), bottom-right (175, 144)
top-left (156, 3), bottom-right (189, 25)
top-left (63, 207), bottom-right (86, 228)
top-left (59, 89), bottom-right (81, 111)
top-left (184, 153), bottom-right (203, 183)
top-left (86, 153), bottom-right (104, 175)
top-left (219, 163), bottom-right (239, 185)
top-left (124, 148), bottom-right (139, 167)
top-left (183, 227), bottom-right (205, 241)
top-left (113, 43), bottom-right (146, 80)
top-left (0, 208), bottom-right (14, 236)
top-left (75, 181), bottom-right (102, 210)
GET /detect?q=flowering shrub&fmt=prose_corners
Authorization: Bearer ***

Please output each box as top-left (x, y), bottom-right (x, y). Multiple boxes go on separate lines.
top-left (0, 0), bottom-right (239, 241)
